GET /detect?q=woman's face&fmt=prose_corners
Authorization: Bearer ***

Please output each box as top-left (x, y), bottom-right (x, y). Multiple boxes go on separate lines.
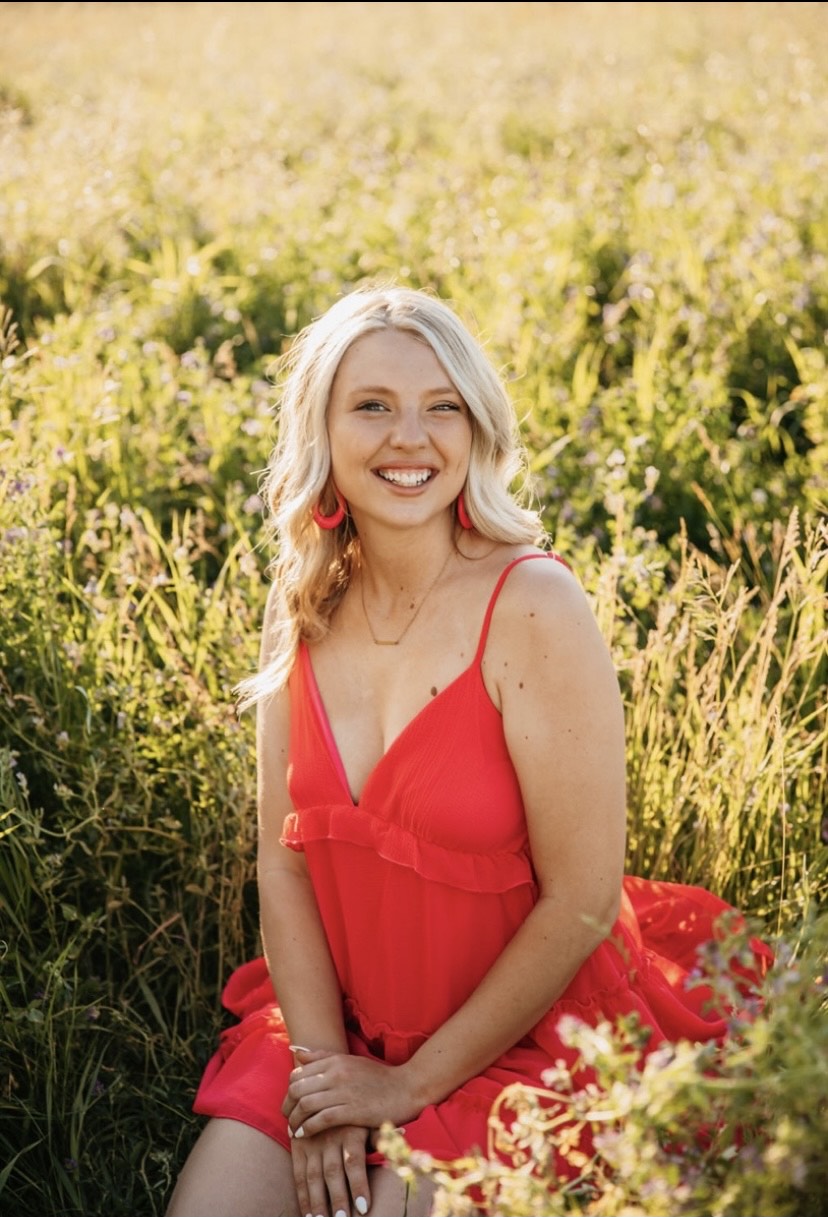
top-left (326, 327), bottom-right (472, 533)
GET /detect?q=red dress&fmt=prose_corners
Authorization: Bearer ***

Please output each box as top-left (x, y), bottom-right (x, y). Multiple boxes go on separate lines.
top-left (193, 554), bottom-right (771, 1170)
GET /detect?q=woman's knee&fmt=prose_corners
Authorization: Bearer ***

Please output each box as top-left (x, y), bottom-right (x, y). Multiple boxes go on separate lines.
top-left (165, 1118), bottom-right (296, 1217)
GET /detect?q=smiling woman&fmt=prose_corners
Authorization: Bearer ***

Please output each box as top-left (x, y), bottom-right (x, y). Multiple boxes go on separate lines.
top-left (325, 328), bottom-right (473, 549)
top-left (165, 286), bottom-right (771, 1217)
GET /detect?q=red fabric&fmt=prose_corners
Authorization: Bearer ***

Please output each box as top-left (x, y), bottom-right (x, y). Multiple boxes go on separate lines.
top-left (194, 554), bottom-right (772, 1174)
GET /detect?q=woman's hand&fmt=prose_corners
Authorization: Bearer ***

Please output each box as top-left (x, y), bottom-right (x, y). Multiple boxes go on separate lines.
top-left (290, 1122), bottom-right (370, 1217)
top-left (283, 1047), bottom-right (421, 1138)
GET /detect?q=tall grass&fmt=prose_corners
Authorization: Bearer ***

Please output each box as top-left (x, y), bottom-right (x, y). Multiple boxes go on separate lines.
top-left (610, 511), bottom-right (827, 923)
top-left (1, 3), bottom-right (826, 1213)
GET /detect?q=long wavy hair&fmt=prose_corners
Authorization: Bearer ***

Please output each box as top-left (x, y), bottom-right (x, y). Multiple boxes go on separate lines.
top-left (236, 285), bottom-right (545, 708)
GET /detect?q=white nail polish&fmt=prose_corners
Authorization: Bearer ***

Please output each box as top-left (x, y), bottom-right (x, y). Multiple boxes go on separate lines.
top-left (355, 1198), bottom-right (369, 1215)
top-left (334, 1210), bottom-right (347, 1217)
top-left (294, 1126), bottom-right (304, 1138)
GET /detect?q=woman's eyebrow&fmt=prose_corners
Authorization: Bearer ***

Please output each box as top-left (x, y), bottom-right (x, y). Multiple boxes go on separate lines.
top-left (348, 384), bottom-right (459, 396)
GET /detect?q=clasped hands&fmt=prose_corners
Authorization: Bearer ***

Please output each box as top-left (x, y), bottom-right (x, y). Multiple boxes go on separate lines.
top-left (282, 1045), bottom-right (419, 1140)
top-left (281, 1047), bottom-right (422, 1217)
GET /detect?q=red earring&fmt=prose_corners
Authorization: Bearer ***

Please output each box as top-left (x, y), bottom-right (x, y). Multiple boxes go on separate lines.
top-left (456, 491), bottom-right (473, 530)
top-left (312, 486), bottom-right (347, 530)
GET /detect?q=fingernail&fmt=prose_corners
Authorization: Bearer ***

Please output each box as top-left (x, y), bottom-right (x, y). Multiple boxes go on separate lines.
top-left (287, 1125), bottom-right (293, 1138)
top-left (355, 1199), bottom-right (369, 1215)
top-left (334, 1210), bottom-right (347, 1217)
top-left (294, 1126), bottom-right (304, 1138)
top-left (289, 1043), bottom-right (313, 1053)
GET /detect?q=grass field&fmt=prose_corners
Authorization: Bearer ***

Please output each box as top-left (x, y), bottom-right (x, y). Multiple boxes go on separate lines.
top-left (1, 3), bottom-right (826, 1213)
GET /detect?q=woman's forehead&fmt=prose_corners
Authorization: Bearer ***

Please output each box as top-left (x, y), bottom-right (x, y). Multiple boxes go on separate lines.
top-left (333, 327), bottom-right (454, 390)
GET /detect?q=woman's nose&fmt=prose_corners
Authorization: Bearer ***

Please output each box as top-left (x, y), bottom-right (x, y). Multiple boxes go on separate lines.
top-left (389, 408), bottom-right (427, 447)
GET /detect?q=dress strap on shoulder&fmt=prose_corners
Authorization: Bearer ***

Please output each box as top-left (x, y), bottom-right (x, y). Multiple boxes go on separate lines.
top-left (473, 552), bottom-right (572, 666)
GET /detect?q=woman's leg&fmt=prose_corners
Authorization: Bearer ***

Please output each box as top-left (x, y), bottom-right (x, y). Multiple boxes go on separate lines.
top-left (165, 1118), bottom-right (297, 1217)
top-left (166, 1117), bottom-right (437, 1217)
top-left (365, 1166), bottom-right (436, 1217)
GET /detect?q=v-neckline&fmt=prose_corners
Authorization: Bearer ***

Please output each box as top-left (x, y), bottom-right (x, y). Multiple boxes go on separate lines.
top-left (297, 554), bottom-right (559, 805)
top-left (300, 640), bottom-right (478, 806)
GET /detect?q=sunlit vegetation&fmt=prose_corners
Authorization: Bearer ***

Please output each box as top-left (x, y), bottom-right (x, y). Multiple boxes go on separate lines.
top-left (1, 3), bottom-right (826, 1212)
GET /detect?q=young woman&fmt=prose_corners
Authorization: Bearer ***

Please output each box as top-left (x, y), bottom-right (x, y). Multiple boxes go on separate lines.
top-left (167, 286), bottom-right (770, 1217)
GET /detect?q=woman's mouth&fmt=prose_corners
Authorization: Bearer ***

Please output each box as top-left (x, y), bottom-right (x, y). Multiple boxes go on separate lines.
top-left (375, 468), bottom-right (434, 487)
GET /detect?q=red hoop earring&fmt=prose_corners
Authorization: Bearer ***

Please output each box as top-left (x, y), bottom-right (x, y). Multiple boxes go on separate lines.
top-left (312, 486), bottom-right (347, 530)
top-left (456, 491), bottom-right (473, 530)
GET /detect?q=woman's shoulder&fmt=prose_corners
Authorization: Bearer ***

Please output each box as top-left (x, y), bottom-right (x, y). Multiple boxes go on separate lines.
top-left (488, 543), bottom-right (578, 595)
top-left (483, 542), bottom-right (594, 651)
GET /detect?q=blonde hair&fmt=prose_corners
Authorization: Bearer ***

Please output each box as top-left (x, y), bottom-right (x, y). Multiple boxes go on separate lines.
top-left (237, 285), bottom-right (545, 708)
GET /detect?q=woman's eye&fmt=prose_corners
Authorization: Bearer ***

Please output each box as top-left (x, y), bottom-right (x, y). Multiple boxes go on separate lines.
top-left (431, 401), bottom-right (462, 412)
top-left (357, 400), bottom-right (388, 412)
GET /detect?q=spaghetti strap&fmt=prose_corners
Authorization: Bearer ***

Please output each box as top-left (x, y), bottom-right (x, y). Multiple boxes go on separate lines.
top-left (472, 551), bottom-right (572, 666)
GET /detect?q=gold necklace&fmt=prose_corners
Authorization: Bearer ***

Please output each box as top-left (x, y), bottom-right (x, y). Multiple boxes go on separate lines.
top-left (360, 549), bottom-right (454, 646)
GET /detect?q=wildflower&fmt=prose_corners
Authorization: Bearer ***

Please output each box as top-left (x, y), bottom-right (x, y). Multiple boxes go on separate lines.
top-left (2, 526), bottom-right (29, 543)
top-left (555, 1014), bottom-right (588, 1045)
top-left (644, 465), bottom-right (660, 494)
top-left (63, 641), bottom-right (82, 664)
top-left (540, 1062), bottom-right (572, 1092)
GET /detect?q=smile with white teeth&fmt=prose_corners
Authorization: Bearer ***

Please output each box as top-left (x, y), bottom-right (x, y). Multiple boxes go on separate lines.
top-left (376, 468), bottom-right (433, 487)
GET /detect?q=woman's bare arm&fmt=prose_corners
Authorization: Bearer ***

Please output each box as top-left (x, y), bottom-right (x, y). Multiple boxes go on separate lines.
top-left (255, 585), bottom-right (370, 1217)
top-left (256, 682), bottom-right (349, 1055)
